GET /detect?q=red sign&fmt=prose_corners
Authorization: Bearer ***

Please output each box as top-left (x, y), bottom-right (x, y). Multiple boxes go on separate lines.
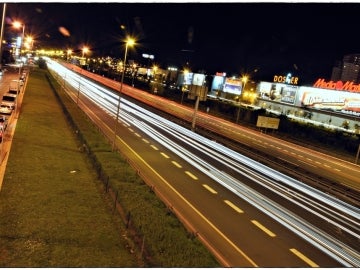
top-left (313, 79), bottom-right (360, 93)
top-left (215, 72), bottom-right (226, 76)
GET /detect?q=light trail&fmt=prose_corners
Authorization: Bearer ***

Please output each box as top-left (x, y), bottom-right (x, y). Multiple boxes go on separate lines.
top-left (46, 58), bottom-right (360, 266)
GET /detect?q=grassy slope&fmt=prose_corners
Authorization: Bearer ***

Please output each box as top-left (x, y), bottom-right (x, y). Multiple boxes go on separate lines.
top-left (0, 68), bottom-right (139, 267)
top-left (0, 68), bottom-right (219, 267)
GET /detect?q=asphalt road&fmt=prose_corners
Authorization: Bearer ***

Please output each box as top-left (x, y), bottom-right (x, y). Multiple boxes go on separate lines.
top-left (51, 64), bottom-right (351, 267)
top-left (0, 68), bottom-right (25, 190)
top-left (65, 62), bottom-right (360, 195)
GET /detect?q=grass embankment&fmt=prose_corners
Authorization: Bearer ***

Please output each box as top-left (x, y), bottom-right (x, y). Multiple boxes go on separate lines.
top-left (0, 67), bottom-right (219, 267)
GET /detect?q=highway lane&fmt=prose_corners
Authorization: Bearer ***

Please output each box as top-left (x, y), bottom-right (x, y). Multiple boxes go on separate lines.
top-left (118, 97), bottom-right (360, 256)
top-left (47, 59), bottom-right (359, 267)
top-left (65, 61), bottom-right (360, 192)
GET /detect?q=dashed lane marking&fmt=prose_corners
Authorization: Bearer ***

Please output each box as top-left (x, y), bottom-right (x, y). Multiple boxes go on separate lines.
top-left (251, 220), bottom-right (276, 237)
top-left (203, 184), bottom-right (218, 194)
top-left (253, 142), bottom-right (267, 148)
top-left (172, 161), bottom-right (182, 168)
top-left (297, 159), bottom-right (317, 167)
top-left (289, 248), bottom-right (319, 267)
top-left (224, 200), bottom-right (244, 214)
top-left (150, 145), bottom-right (158, 150)
top-left (278, 157), bottom-right (299, 167)
top-left (185, 171), bottom-right (198, 180)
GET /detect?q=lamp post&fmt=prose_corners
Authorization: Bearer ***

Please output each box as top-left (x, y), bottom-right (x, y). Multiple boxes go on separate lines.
top-left (181, 69), bottom-right (189, 104)
top-left (13, 21), bottom-right (25, 56)
top-left (13, 21), bottom-right (25, 74)
top-left (0, 3), bottom-right (6, 69)
top-left (236, 75), bottom-right (248, 123)
top-left (82, 46), bottom-right (88, 58)
top-left (67, 49), bottom-right (72, 61)
top-left (112, 37), bottom-right (135, 151)
top-left (81, 46), bottom-right (89, 68)
top-left (131, 63), bottom-right (137, 87)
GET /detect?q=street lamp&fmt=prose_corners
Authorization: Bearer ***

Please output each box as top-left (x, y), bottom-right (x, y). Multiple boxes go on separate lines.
top-left (236, 75), bottom-right (249, 123)
top-left (0, 3), bottom-right (7, 69)
top-left (67, 49), bottom-right (72, 61)
top-left (24, 36), bottom-right (33, 51)
top-left (242, 75), bottom-right (248, 93)
top-left (112, 37), bottom-right (135, 151)
top-left (81, 46), bottom-right (89, 67)
top-left (152, 65), bottom-right (158, 79)
top-left (142, 53), bottom-right (154, 68)
top-left (131, 63), bottom-right (137, 86)
top-left (13, 21), bottom-right (25, 74)
top-left (82, 46), bottom-right (88, 58)
top-left (181, 68), bottom-right (190, 104)
top-left (13, 21), bottom-right (25, 58)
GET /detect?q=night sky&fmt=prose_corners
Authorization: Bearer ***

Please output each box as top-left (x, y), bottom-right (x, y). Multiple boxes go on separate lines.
top-left (4, 2), bottom-right (360, 84)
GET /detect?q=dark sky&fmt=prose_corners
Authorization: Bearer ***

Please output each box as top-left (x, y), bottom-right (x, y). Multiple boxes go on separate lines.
top-left (4, 2), bottom-right (360, 84)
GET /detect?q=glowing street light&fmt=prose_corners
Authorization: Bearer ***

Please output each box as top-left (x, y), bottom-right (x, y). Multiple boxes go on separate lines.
top-left (142, 53), bottom-right (154, 66)
top-left (241, 75), bottom-right (248, 92)
top-left (67, 49), bottom-right (72, 61)
top-left (112, 37), bottom-right (135, 151)
top-left (152, 65), bottom-right (158, 79)
top-left (82, 46), bottom-right (89, 58)
top-left (24, 36), bottom-right (33, 50)
top-left (236, 75), bottom-right (249, 123)
top-left (13, 21), bottom-right (25, 58)
top-left (13, 21), bottom-right (25, 74)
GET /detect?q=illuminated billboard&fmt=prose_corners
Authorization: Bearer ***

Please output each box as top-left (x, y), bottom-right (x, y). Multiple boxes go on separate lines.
top-left (257, 80), bottom-right (360, 116)
top-left (183, 72), bottom-right (193, 85)
top-left (211, 75), bottom-right (225, 91)
top-left (296, 86), bottom-right (360, 115)
top-left (258, 82), bottom-right (298, 105)
top-left (223, 78), bottom-right (242, 95)
top-left (192, 73), bottom-right (205, 86)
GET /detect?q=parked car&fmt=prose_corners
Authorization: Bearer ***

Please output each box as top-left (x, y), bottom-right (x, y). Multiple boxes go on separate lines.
top-left (0, 115), bottom-right (8, 142)
top-left (1, 93), bottom-right (16, 110)
top-left (9, 80), bottom-right (20, 92)
top-left (0, 104), bottom-right (12, 115)
top-left (0, 115), bottom-right (8, 129)
top-left (8, 89), bottom-right (19, 96)
top-left (0, 125), bottom-right (4, 142)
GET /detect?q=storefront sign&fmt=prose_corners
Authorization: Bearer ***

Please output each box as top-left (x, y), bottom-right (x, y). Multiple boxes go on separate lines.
top-left (273, 74), bottom-right (299, 85)
top-left (313, 79), bottom-right (360, 93)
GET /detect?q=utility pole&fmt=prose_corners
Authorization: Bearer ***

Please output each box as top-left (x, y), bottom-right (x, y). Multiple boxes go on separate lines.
top-left (0, 3), bottom-right (6, 69)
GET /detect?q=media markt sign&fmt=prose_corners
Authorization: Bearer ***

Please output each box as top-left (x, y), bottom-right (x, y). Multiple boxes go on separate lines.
top-left (256, 116), bottom-right (280, 129)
